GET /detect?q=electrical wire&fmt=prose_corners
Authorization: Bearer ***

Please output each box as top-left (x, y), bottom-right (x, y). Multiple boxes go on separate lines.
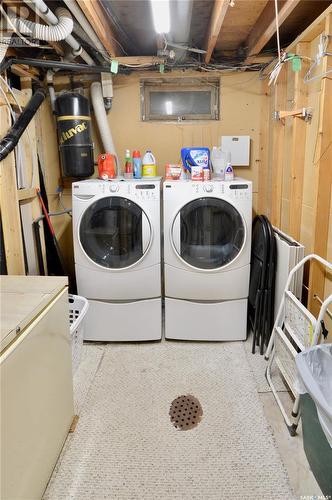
top-left (274, 0), bottom-right (281, 65)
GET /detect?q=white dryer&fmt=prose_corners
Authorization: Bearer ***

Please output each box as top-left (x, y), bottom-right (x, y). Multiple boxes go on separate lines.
top-left (163, 178), bottom-right (252, 341)
top-left (72, 178), bottom-right (161, 341)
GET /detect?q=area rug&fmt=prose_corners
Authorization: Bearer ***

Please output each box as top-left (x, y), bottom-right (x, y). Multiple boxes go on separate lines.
top-left (44, 341), bottom-right (294, 500)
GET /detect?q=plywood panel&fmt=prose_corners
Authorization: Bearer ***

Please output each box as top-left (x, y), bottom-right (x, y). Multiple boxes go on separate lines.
top-left (0, 106), bottom-right (25, 275)
top-left (108, 71), bottom-right (263, 210)
top-left (215, 0), bottom-right (268, 52)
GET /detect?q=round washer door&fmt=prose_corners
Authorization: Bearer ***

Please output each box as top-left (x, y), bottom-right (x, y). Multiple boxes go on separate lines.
top-left (172, 197), bottom-right (245, 270)
top-left (79, 196), bottom-right (151, 269)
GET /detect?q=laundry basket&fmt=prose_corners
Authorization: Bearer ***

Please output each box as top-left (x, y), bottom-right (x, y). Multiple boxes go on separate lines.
top-left (69, 294), bottom-right (89, 373)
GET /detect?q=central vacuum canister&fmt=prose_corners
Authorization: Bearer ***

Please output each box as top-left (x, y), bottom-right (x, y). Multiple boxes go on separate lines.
top-left (55, 92), bottom-right (94, 178)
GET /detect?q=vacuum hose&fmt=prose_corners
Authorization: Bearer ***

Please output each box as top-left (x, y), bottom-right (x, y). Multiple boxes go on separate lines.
top-left (8, 7), bottom-right (73, 42)
top-left (0, 88), bottom-right (46, 162)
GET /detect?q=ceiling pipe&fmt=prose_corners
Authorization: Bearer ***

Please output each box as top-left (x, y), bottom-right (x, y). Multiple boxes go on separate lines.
top-left (62, 0), bottom-right (110, 62)
top-left (168, 0), bottom-right (194, 62)
top-left (90, 81), bottom-right (118, 164)
top-left (0, 57), bottom-right (111, 74)
top-left (23, 0), bottom-right (95, 65)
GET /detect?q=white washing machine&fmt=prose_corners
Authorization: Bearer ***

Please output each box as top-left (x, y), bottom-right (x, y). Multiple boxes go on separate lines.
top-left (163, 178), bottom-right (252, 341)
top-left (72, 178), bottom-right (161, 341)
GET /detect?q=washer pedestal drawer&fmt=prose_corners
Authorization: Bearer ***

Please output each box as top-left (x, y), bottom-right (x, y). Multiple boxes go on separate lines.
top-left (165, 297), bottom-right (247, 341)
top-left (84, 298), bottom-right (162, 341)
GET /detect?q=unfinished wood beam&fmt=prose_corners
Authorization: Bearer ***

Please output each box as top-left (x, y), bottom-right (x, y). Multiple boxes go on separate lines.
top-left (275, 108), bottom-right (312, 121)
top-left (116, 56), bottom-right (165, 66)
top-left (270, 67), bottom-right (287, 228)
top-left (287, 4), bottom-right (332, 50)
top-left (257, 79), bottom-right (271, 215)
top-left (245, 0), bottom-right (301, 62)
top-left (17, 188), bottom-right (37, 201)
top-left (0, 107), bottom-right (25, 275)
top-left (308, 13), bottom-right (332, 317)
top-left (205, 0), bottom-right (229, 64)
top-left (288, 42), bottom-right (309, 241)
top-left (79, 0), bottom-right (119, 58)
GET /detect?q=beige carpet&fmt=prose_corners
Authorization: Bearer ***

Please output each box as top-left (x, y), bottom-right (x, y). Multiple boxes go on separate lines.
top-left (243, 333), bottom-right (288, 393)
top-left (44, 341), bottom-right (294, 500)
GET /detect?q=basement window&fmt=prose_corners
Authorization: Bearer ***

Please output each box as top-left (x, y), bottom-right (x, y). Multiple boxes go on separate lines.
top-left (140, 78), bottom-right (220, 121)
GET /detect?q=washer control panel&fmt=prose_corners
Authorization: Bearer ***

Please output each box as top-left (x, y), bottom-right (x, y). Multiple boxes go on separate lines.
top-left (133, 183), bottom-right (158, 201)
top-left (72, 179), bottom-right (160, 201)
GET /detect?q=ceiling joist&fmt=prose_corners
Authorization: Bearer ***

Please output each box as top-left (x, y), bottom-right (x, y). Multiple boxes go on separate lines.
top-left (245, 0), bottom-right (301, 62)
top-left (79, 0), bottom-right (120, 58)
top-left (205, 0), bottom-right (230, 64)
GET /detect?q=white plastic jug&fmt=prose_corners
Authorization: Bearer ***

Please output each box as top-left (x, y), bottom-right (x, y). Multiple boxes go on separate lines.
top-left (142, 150), bottom-right (157, 177)
top-left (211, 147), bottom-right (227, 179)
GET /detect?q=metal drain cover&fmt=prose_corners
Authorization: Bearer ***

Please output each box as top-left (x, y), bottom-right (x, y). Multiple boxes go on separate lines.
top-left (169, 395), bottom-right (203, 431)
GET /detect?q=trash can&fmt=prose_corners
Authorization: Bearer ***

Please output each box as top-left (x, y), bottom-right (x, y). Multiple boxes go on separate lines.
top-left (296, 344), bottom-right (332, 496)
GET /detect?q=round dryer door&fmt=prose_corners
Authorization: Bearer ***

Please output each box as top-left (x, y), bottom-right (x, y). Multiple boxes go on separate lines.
top-left (79, 196), bottom-right (151, 269)
top-left (172, 197), bottom-right (245, 270)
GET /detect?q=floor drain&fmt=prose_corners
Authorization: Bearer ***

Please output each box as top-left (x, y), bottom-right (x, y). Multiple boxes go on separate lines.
top-left (169, 395), bottom-right (203, 431)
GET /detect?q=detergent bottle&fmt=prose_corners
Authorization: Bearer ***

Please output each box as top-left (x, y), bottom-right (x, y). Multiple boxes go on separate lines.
top-left (124, 149), bottom-right (133, 179)
top-left (224, 161), bottom-right (234, 181)
top-left (142, 150), bottom-right (157, 177)
top-left (132, 150), bottom-right (142, 179)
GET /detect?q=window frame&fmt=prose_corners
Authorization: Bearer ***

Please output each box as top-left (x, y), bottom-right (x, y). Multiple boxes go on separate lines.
top-left (140, 78), bottom-right (220, 122)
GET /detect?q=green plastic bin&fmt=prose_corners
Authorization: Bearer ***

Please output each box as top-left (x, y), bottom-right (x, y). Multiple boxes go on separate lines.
top-left (296, 344), bottom-right (332, 497)
top-left (300, 393), bottom-right (332, 496)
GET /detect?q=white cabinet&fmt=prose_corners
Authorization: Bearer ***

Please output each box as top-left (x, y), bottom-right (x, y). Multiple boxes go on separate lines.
top-left (0, 277), bottom-right (74, 500)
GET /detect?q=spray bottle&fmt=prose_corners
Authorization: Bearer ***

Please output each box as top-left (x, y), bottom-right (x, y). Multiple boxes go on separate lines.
top-left (224, 161), bottom-right (234, 181)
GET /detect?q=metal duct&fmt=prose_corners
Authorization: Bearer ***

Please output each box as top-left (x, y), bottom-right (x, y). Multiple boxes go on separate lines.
top-left (169, 0), bottom-right (194, 62)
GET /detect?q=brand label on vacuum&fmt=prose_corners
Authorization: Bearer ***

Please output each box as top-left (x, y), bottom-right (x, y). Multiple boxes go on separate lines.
top-left (59, 122), bottom-right (87, 144)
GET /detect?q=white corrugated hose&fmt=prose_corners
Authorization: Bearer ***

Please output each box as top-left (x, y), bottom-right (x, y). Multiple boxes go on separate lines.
top-left (23, 0), bottom-right (94, 65)
top-left (9, 7), bottom-right (73, 42)
top-left (90, 81), bottom-right (118, 161)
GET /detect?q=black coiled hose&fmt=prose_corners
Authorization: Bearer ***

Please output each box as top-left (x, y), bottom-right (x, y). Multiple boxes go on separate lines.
top-left (0, 87), bottom-right (46, 161)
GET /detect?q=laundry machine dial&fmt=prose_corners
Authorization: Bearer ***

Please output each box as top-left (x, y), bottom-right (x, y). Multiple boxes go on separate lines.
top-left (109, 184), bottom-right (119, 193)
top-left (204, 184), bottom-right (213, 193)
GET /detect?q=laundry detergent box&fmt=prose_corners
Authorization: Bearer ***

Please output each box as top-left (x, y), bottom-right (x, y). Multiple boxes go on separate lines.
top-left (191, 165), bottom-right (203, 181)
top-left (181, 147), bottom-right (210, 172)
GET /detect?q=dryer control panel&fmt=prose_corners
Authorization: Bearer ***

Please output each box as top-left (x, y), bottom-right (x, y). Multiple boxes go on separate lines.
top-left (189, 180), bottom-right (252, 200)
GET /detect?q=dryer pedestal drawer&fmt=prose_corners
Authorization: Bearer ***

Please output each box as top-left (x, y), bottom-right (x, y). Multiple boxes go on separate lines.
top-left (165, 297), bottom-right (247, 341)
top-left (84, 298), bottom-right (162, 341)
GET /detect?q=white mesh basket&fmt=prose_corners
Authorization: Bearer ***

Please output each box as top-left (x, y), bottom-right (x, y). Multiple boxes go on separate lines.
top-left (69, 294), bottom-right (89, 373)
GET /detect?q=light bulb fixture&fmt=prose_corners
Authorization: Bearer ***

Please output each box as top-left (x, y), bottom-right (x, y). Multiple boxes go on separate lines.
top-left (165, 101), bottom-right (173, 115)
top-left (150, 0), bottom-right (170, 34)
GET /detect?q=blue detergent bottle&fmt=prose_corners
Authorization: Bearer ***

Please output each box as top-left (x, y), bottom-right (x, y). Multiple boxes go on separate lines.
top-left (132, 150), bottom-right (142, 179)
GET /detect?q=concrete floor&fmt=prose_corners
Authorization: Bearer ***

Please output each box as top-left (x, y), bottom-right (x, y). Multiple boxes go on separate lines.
top-left (244, 333), bottom-right (323, 498)
top-left (260, 391), bottom-right (322, 498)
